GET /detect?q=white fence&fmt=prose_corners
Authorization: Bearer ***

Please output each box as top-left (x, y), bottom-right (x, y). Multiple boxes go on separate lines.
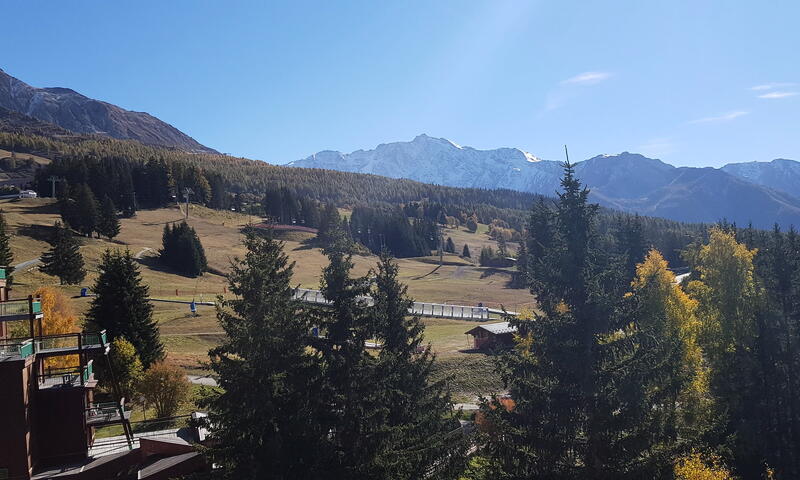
top-left (292, 288), bottom-right (490, 320)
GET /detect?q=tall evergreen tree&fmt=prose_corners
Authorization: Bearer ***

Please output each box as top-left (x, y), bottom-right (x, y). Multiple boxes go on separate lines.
top-left (370, 253), bottom-right (467, 478)
top-left (462, 243), bottom-right (471, 258)
top-left (0, 210), bottom-right (14, 278)
top-left (87, 249), bottom-right (163, 367)
top-left (74, 183), bottom-right (99, 236)
top-left (40, 221), bottom-right (85, 285)
top-left (97, 196), bottom-right (121, 240)
top-left (444, 236), bottom-right (455, 253)
top-left (199, 231), bottom-right (328, 478)
top-left (311, 237), bottom-right (377, 477)
top-left (485, 163), bottom-right (681, 478)
top-left (160, 222), bottom-right (207, 277)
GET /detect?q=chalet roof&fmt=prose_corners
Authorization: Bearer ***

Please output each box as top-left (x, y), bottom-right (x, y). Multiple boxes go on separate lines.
top-left (465, 321), bottom-right (517, 336)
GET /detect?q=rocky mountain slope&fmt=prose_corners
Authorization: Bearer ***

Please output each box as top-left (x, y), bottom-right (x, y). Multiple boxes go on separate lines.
top-left (0, 68), bottom-right (215, 153)
top-left (722, 159), bottom-right (800, 200)
top-left (290, 135), bottom-right (800, 229)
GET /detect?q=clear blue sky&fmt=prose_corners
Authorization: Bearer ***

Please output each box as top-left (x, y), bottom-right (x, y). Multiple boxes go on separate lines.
top-left (3, 1), bottom-right (798, 167)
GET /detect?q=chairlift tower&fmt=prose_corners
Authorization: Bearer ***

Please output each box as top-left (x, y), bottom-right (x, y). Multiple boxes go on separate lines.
top-left (182, 187), bottom-right (194, 220)
top-left (47, 176), bottom-right (64, 198)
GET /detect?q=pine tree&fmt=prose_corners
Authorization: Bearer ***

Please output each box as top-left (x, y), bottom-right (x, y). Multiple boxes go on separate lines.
top-left (40, 221), bottom-right (86, 285)
top-left (159, 222), bottom-right (207, 277)
top-left (370, 253), bottom-right (467, 478)
top-left (445, 236), bottom-right (455, 253)
top-left (462, 243), bottom-right (471, 258)
top-left (87, 249), bottom-right (163, 367)
top-left (312, 238), bottom-right (377, 476)
top-left (199, 231), bottom-right (328, 478)
top-left (74, 183), bottom-right (99, 236)
top-left (486, 163), bottom-right (680, 478)
top-left (617, 214), bottom-right (648, 282)
top-left (0, 210), bottom-right (14, 278)
top-left (98, 196), bottom-right (121, 240)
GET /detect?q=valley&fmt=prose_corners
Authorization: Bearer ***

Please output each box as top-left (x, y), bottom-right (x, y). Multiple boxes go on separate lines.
top-left (3, 197), bottom-right (522, 401)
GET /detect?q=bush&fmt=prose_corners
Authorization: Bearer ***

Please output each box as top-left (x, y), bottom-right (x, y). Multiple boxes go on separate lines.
top-left (107, 338), bottom-right (144, 400)
top-left (138, 362), bottom-right (191, 418)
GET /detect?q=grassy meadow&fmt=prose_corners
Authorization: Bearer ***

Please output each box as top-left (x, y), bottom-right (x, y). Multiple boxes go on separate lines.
top-left (5, 197), bottom-right (526, 401)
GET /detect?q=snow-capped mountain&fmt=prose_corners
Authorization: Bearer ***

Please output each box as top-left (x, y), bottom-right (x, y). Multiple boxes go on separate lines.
top-left (722, 159), bottom-right (800, 199)
top-left (288, 134), bottom-right (564, 194)
top-left (289, 135), bottom-right (800, 229)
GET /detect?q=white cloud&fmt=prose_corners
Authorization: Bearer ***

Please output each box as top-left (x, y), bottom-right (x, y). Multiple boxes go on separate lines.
top-left (689, 111), bottom-right (749, 124)
top-left (750, 82), bottom-right (796, 91)
top-left (757, 91), bottom-right (798, 99)
top-left (561, 71), bottom-right (612, 86)
top-left (637, 138), bottom-right (674, 157)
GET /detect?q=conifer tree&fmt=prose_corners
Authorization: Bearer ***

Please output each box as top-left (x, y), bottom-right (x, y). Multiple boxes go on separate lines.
top-left (200, 231), bottom-right (328, 478)
top-left (40, 221), bottom-right (86, 285)
top-left (370, 253), bottom-right (466, 478)
top-left (486, 163), bottom-right (681, 478)
top-left (462, 243), bottom-right (471, 258)
top-left (159, 222), bottom-right (207, 277)
top-left (0, 210), bottom-right (14, 278)
top-left (87, 249), bottom-right (163, 367)
top-left (312, 234), bottom-right (377, 477)
top-left (74, 183), bottom-right (99, 237)
top-left (445, 236), bottom-right (455, 253)
top-left (98, 196), bottom-right (121, 240)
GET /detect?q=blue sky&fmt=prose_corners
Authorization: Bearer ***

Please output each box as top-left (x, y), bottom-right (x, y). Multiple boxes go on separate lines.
top-left (3, 1), bottom-right (799, 167)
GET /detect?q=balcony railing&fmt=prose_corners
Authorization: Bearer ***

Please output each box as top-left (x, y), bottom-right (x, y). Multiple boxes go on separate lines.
top-left (0, 298), bottom-right (42, 320)
top-left (34, 330), bottom-right (108, 355)
top-left (0, 338), bottom-right (34, 358)
top-left (86, 399), bottom-right (131, 426)
top-left (37, 360), bottom-right (94, 388)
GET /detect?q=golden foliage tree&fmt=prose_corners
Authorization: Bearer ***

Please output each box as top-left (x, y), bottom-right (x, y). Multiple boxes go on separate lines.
top-left (34, 286), bottom-right (79, 369)
top-left (674, 453), bottom-right (734, 480)
top-left (138, 361), bottom-right (191, 418)
top-left (631, 250), bottom-right (713, 437)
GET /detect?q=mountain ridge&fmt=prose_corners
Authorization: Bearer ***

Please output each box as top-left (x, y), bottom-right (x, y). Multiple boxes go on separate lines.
top-left (0, 68), bottom-right (216, 153)
top-left (290, 135), bottom-right (800, 229)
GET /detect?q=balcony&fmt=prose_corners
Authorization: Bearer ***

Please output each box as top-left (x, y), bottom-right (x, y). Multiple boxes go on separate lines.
top-left (86, 400), bottom-right (131, 426)
top-left (34, 330), bottom-right (109, 357)
top-left (37, 360), bottom-right (94, 389)
top-left (0, 298), bottom-right (43, 322)
top-left (0, 338), bottom-right (34, 359)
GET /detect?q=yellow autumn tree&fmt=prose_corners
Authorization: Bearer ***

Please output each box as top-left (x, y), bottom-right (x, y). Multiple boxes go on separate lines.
top-left (685, 227), bottom-right (759, 355)
top-left (674, 452), bottom-right (735, 480)
top-left (34, 286), bottom-right (79, 369)
top-left (631, 250), bottom-right (714, 440)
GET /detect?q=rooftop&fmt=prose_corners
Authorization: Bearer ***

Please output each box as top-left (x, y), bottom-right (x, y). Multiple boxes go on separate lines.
top-left (465, 321), bottom-right (517, 336)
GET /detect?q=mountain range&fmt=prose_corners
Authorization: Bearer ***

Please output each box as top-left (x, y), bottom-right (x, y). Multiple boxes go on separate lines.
top-left (0, 68), bottom-right (215, 153)
top-left (2, 67), bottom-right (798, 229)
top-left (289, 135), bottom-right (800, 229)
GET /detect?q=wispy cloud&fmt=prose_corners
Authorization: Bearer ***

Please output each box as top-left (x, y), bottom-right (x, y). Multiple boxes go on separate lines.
top-left (750, 82), bottom-right (796, 91)
top-left (689, 111), bottom-right (749, 124)
top-left (757, 91), bottom-right (798, 99)
top-left (561, 71), bottom-right (612, 86)
top-left (636, 138), bottom-right (674, 157)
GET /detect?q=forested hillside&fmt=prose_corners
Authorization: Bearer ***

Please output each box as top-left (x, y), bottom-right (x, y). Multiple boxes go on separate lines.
top-left (0, 130), bottom-right (707, 266)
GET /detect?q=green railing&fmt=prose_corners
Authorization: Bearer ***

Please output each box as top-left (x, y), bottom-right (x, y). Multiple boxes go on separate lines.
top-left (0, 338), bottom-right (33, 358)
top-left (83, 360), bottom-right (93, 383)
top-left (0, 299), bottom-right (41, 318)
top-left (38, 360), bottom-right (94, 387)
top-left (0, 268), bottom-right (6, 279)
top-left (34, 330), bottom-right (108, 353)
